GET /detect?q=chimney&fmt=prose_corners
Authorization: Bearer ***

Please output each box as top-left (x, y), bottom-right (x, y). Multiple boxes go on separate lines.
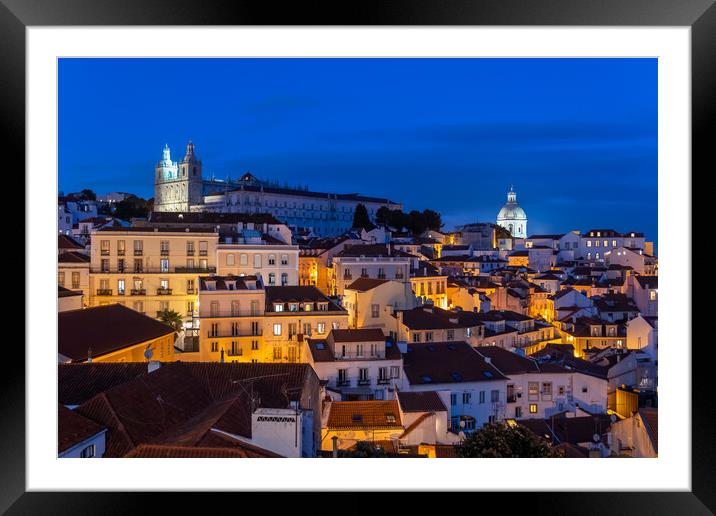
top-left (332, 436), bottom-right (339, 458)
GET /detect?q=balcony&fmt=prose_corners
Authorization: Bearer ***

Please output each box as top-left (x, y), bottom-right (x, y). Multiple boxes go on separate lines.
top-left (186, 250), bottom-right (195, 256)
top-left (96, 289), bottom-right (113, 296)
top-left (337, 379), bottom-right (351, 387)
top-left (156, 288), bottom-right (173, 295)
top-left (206, 331), bottom-right (263, 338)
top-left (187, 289), bottom-right (196, 295)
top-left (100, 250), bottom-right (110, 256)
top-left (134, 250), bottom-right (143, 256)
top-left (117, 249), bottom-right (125, 256)
top-left (130, 289), bottom-right (146, 296)
top-left (175, 266), bottom-right (216, 273)
top-left (358, 378), bottom-right (371, 386)
top-left (199, 250), bottom-right (208, 256)
top-left (377, 378), bottom-right (391, 385)
top-left (161, 249), bottom-right (170, 256)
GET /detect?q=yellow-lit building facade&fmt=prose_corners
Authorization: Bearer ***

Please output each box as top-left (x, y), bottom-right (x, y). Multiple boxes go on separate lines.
top-left (89, 228), bottom-right (218, 324)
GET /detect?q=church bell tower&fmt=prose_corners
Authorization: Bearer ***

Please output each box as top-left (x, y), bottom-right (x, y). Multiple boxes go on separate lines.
top-left (153, 140), bottom-right (204, 212)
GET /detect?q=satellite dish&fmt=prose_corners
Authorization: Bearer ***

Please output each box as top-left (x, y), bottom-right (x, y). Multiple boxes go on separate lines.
top-left (144, 348), bottom-right (154, 360)
top-left (593, 433), bottom-right (600, 443)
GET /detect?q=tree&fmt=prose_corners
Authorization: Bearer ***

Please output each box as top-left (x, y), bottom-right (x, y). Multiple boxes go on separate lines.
top-left (339, 441), bottom-right (389, 458)
top-left (457, 422), bottom-right (564, 458)
top-left (422, 209), bottom-right (443, 232)
top-left (375, 206), bottom-right (392, 227)
top-left (157, 309), bottom-right (184, 333)
top-left (406, 210), bottom-right (428, 236)
top-left (79, 188), bottom-right (97, 201)
top-left (113, 195), bottom-right (151, 221)
top-left (352, 203), bottom-right (375, 231)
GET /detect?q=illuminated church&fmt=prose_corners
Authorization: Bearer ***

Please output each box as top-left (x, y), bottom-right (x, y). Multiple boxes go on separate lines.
top-left (153, 141), bottom-right (401, 236)
top-left (496, 186), bottom-right (527, 238)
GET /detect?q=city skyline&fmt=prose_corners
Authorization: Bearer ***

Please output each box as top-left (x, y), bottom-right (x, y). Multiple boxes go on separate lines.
top-left (59, 57), bottom-right (657, 241)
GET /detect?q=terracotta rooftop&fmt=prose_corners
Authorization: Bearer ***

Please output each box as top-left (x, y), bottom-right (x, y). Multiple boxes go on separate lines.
top-left (329, 328), bottom-right (385, 343)
top-left (58, 234), bottom-right (84, 250)
top-left (124, 442), bottom-right (281, 458)
top-left (345, 277), bottom-right (390, 292)
top-left (58, 404), bottom-right (106, 454)
top-left (59, 363), bottom-right (152, 406)
top-left (58, 304), bottom-right (175, 362)
top-left (58, 251), bottom-right (90, 263)
top-left (265, 286), bottom-right (344, 312)
top-left (396, 391), bottom-right (447, 413)
top-left (326, 400), bottom-right (402, 430)
top-left (402, 341), bottom-right (508, 385)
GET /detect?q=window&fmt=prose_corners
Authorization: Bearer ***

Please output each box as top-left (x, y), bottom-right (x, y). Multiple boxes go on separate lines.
top-left (273, 347), bottom-right (282, 360)
top-left (134, 259), bottom-right (143, 273)
top-left (226, 254), bottom-right (235, 266)
top-left (58, 272), bottom-right (65, 287)
top-left (187, 241), bottom-right (195, 255)
top-left (251, 340), bottom-right (259, 350)
top-left (281, 272), bottom-right (288, 286)
top-left (199, 259), bottom-right (208, 270)
top-left (528, 382), bottom-right (539, 401)
top-left (479, 391), bottom-right (485, 404)
top-left (159, 301), bottom-right (169, 312)
top-left (412, 333), bottom-right (421, 343)
top-left (466, 327), bottom-right (472, 338)
top-left (649, 290), bottom-right (658, 301)
top-left (274, 303), bottom-right (284, 312)
top-left (80, 445), bottom-right (96, 458)
top-left (240, 254), bottom-right (248, 266)
top-left (268, 273), bottom-right (276, 285)
top-left (134, 240), bottom-right (143, 254)
top-left (542, 382), bottom-right (552, 400)
top-left (390, 366), bottom-right (400, 379)
top-left (450, 393), bottom-right (457, 406)
top-left (133, 301), bottom-right (144, 313)
top-left (254, 254), bottom-right (262, 268)
top-left (529, 404), bottom-right (538, 414)
top-left (160, 240), bottom-right (169, 254)
top-left (515, 406), bottom-right (522, 418)
top-left (117, 279), bottom-right (125, 295)
top-left (211, 342), bottom-right (218, 352)
top-left (187, 301), bottom-right (194, 315)
top-left (558, 386), bottom-right (565, 396)
top-left (462, 392), bottom-right (471, 404)
top-left (425, 332), bottom-right (434, 342)
top-left (491, 390), bottom-right (499, 403)
top-left (356, 344), bottom-right (364, 357)
top-left (199, 241), bottom-right (208, 256)
top-left (231, 300), bottom-right (240, 317)
top-left (371, 304), bottom-right (379, 318)
top-left (447, 329), bottom-right (454, 341)
top-left (268, 254), bottom-right (276, 266)
top-left (281, 254), bottom-right (288, 266)
top-left (359, 368), bottom-right (369, 381)
top-left (117, 240), bottom-right (125, 255)
top-left (117, 259), bottom-right (125, 273)
top-left (187, 279), bottom-right (195, 293)
top-left (317, 323), bottom-right (326, 334)
top-left (100, 240), bottom-right (110, 255)
top-left (273, 323), bottom-right (282, 336)
top-left (101, 259), bottom-right (109, 272)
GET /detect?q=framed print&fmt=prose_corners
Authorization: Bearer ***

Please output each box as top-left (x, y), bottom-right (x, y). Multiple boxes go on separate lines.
top-left (4, 0), bottom-right (713, 512)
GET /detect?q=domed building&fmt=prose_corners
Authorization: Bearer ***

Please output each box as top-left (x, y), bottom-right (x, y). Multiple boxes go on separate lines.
top-left (496, 186), bottom-right (527, 238)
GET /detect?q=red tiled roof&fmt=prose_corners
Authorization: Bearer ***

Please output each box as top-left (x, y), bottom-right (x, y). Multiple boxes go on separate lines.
top-left (345, 277), bottom-right (390, 292)
top-left (58, 234), bottom-right (84, 249)
top-left (326, 400), bottom-right (402, 430)
top-left (402, 341), bottom-right (508, 385)
top-left (124, 443), bottom-right (280, 458)
top-left (58, 251), bottom-right (90, 263)
top-left (58, 304), bottom-right (175, 362)
top-left (58, 404), bottom-right (105, 453)
top-left (397, 391), bottom-right (446, 413)
top-left (329, 328), bottom-right (385, 343)
top-left (59, 363), bottom-right (151, 406)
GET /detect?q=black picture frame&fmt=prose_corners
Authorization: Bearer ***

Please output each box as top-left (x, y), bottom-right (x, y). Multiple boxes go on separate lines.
top-left (4, 0), bottom-right (710, 511)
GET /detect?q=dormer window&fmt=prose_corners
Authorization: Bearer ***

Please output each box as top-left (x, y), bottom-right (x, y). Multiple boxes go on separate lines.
top-left (303, 303), bottom-right (312, 311)
top-left (274, 303), bottom-right (284, 312)
top-left (591, 326), bottom-right (601, 337)
top-left (317, 302), bottom-right (328, 311)
top-left (289, 303), bottom-right (299, 312)
top-left (205, 281), bottom-right (216, 291)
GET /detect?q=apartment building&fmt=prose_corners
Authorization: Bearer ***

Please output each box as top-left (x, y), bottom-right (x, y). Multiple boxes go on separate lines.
top-left (332, 244), bottom-right (414, 296)
top-left (89, 227), bottom-right (218, 323)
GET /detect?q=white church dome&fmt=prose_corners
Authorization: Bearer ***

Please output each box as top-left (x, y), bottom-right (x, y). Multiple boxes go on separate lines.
top-left (497, 188), bottom-right (527, 221)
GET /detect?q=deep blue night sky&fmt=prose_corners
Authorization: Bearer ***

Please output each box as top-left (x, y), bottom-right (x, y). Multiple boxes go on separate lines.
top-left (59, 58), bottom-right (657, 242)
